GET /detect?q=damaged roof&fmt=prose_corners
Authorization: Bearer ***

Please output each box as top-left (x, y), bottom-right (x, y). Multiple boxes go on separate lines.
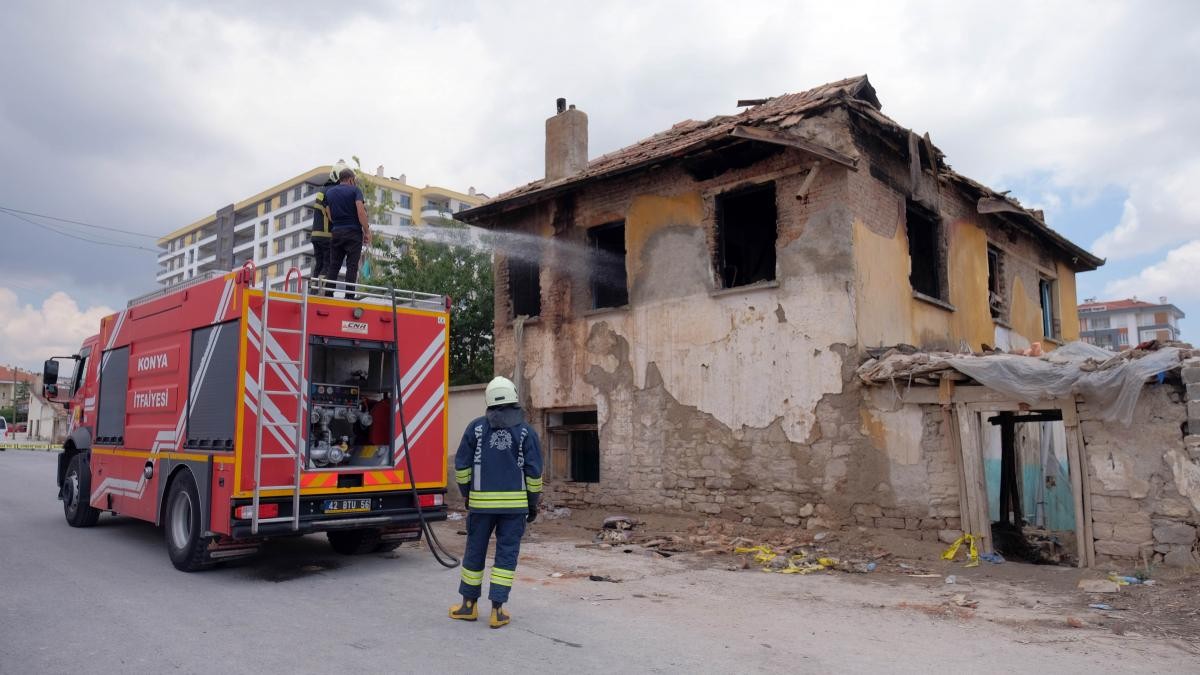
top-left (461, 74), bottom-right (1102, 271)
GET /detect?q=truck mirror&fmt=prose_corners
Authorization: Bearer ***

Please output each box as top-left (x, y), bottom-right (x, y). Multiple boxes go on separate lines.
top-left (42, 359), bottom-right (59, 386)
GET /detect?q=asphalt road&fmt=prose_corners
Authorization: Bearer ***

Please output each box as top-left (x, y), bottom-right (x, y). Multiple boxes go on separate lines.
top-left (1, 450), bottom-right (799, 674)
top-left (2, 450), bottom-right (1195, 674)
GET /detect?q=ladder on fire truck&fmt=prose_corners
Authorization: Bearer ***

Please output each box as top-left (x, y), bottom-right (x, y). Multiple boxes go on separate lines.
top-left (250, 267), bottom-right (309, 534)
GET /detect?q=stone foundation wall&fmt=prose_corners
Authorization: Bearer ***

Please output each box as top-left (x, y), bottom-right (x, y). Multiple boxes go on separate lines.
top-left (1078, 380), bottom-right (1199, 568)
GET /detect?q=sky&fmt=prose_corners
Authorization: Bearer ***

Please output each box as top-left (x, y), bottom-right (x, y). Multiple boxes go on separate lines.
top-left (1, 0), bottom-right (1198, 369)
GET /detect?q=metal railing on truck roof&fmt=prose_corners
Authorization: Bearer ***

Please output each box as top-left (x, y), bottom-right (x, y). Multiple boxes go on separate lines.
top-left (128, 269), bottom-right (448, 312)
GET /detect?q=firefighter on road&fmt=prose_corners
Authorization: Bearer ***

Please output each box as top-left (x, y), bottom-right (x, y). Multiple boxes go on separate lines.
top-left (449, 376), bottom-right (542, 628)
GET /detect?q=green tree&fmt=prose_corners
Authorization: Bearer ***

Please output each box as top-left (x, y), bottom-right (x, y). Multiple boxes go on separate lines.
top-left (368, 218), bottom-right (494, 385)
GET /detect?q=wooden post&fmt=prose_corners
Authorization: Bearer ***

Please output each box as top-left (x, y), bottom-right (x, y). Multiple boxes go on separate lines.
top-left (1059, 397), bottom-right (1095, 567)
top-left (954, 403), bottom-right (992, 553)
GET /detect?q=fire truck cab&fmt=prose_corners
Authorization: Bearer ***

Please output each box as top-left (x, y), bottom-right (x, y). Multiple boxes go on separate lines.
top-left (44, 266), bottom-right (449, 571)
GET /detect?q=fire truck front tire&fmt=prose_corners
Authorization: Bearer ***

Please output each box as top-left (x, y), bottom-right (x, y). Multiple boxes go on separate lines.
top-left (326, 528), bottom-right (383, 555)
top-left (62, 453), bottom-right (100, 528)
top-left (165, 471), bottom-right (214, 572)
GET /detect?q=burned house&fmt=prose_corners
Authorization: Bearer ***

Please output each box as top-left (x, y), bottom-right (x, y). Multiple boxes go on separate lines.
top-left (461, 77), bottom-right (1200, 568)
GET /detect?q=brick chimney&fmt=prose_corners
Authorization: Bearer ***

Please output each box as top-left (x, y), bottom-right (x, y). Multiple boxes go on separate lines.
top-left (545, 98), bottom-right (588, 182)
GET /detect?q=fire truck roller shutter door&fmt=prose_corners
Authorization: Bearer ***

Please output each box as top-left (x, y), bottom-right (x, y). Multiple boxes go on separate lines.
top-left (96, 347), bottom-right (130, 444)
top-left (186, 321), bottom-right (241, 450)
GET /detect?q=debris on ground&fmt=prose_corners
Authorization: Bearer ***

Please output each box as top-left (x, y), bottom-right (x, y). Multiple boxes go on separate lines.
top-left (602, 515), bottom-right (638, 530)
top-left (542, 506), bottom-right (572, 520)
top-left (951, 593), bottom-right (978, 608)
top-left (446, 511), bottom-right (465, 521)
top-left (941, 534), bottom-right (980, 568)
top-left (588, 574), bottom-right (621, 583)
top-left (1066, 616), bottom-right (1086, 629)
top-left (732, 544), bottom-right (881, 575)
top-left (944, 575), bottom-right (956, 584)
top-left (1077, 578), bottom-right (1120, 593)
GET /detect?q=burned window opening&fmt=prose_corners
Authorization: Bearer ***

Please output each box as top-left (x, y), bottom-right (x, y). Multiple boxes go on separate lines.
top-left (546, 409), bottom-right (600, 483)
top-left (716, 182), bottom-right (777, 289)
top-left (588, 221), bottom-right (628, 309)
top-left (508, 255), bottom-right (541, 319)
top-left (906, 200), bottom-right (945, 301)
top-left (986, 244), bottom-right (1008, 321)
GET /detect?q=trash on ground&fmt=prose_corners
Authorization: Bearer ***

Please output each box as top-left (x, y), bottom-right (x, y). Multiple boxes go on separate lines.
top-left (1077, 579), bottom-right (1120, 593)
top-left (602, 515), bottom-right (637, 530)
top-left (446, 511), bottom-right (465, 521)
top-left (979, 552), bottom-right (1005, 564)
top-left (588, 574), bottom-right (621, 583)
top-left (550, 572), bottom-right (564, 578)
top-left (941, 534), bottom-right (980, 568)
top-left (951, 593), bottom-right (978, 608)
top-left (1108, 574), bottom-right (1143, 586)
top-left (1088, 603), bottom-right (1115, 611)
top-left (1066, 616), bottom-right (1086, 629)
top-left (945, 575), bottom-right (957, 584)
top-left (543, 506), bottom-right (572, 520)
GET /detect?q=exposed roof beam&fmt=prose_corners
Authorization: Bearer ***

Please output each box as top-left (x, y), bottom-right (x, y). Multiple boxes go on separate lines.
top-left (728, 125), bottom-right (859, 171)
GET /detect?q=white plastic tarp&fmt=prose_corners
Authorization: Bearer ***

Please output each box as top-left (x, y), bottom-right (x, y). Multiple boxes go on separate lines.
top-left (945, 344), bottom-right (1184, 426)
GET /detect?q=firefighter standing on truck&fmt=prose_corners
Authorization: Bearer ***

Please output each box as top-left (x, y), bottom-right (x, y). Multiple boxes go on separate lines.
top-left (307, 161), bottom-right (344, 290)
top-left (450, 376), bottom-right (542, 628)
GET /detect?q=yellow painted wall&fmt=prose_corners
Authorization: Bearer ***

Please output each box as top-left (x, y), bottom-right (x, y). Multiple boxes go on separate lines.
top-left (1056, 260), bottom-right (1081, 341)
top-left (854, 216), bottom-right (1080, 352)
top-left (625, 192), bottom-right (705, 283)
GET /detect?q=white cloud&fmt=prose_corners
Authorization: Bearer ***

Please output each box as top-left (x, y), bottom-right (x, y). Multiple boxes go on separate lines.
top-left (1, 1), bottom-right (1199, 321)
top-left (0, 288), bottom-right (113, 370)
top-left (1103, 239), bottom-right (1200, 304)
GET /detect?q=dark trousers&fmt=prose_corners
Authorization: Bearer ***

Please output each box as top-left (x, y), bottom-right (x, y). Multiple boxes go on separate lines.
top-left (310, 237), bottom-right (332, 281)
top-left (327, 230), bottom-right (363, 299)
top-left (458, 512), bottom-right (525, 604)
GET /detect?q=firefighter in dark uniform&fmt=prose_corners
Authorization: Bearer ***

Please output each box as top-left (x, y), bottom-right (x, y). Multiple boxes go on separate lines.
top-left (449, 376), bottom-right (543, 628)
top-left (307, 162), bottom-right (345, 290)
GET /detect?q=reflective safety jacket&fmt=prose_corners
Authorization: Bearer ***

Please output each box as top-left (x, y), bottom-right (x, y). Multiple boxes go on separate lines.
top-left (309, 181), bottom-right (335, 239)
top-left (454, 416), bottom-right (543, 514)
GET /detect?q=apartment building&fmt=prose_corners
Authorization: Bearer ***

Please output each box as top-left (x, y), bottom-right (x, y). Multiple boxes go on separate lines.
top-left (156, 165), bottom-right (484, 288)
top-left (1078, 296), bottom-right (1185, 349)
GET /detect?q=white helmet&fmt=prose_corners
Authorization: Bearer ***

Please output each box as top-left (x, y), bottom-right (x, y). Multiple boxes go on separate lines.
top-left (485, 376), bottom-right (519, 408)
top-left (329, 159), bottom-right (350, 182)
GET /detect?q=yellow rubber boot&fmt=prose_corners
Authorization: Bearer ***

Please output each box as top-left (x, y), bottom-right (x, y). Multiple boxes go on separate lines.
top-left (449, 599), bottom-right (478, 621)
top-left (489, 605), bottom-right (510, 629)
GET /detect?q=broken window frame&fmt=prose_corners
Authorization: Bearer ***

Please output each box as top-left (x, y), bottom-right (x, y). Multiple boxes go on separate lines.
top-left (587, 221), bottom-right (629, 310)
top-left (1039, 276), bottom-right (1060, 340)
top-left (715, 182), bottom-right (778, 290)
top-left (986, 243), bottom-right (1008, 322)
top-left (545, 409), bottom-right (600, 483)
top-left (507, 254), bottom-right (541, 319)
top-left (905, 199), bottom-right (948, 303)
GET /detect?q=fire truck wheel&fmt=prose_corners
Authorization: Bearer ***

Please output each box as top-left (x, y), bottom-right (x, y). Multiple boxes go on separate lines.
top-left (326, 528), bottom-right (383, 555)
top-left (63, 453), bottom-right (100, 528)
top-left (165, 471), bottom-right (214, 572)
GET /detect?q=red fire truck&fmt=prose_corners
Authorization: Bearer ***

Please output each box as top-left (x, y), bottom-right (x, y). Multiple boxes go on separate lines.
top-left (42, 264), bottom-right (449, 571)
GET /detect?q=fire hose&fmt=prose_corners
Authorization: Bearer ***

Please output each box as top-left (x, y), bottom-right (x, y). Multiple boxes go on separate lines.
top-left (391, 287), bottom-right (460, 569)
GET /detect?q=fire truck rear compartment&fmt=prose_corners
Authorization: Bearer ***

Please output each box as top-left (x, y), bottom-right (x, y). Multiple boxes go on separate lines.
top-left (306, 341), bottom-right (396, 470)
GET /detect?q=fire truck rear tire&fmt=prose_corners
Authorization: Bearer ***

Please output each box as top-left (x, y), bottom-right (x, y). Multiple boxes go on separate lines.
top-left (326, 528), bottom-right (382, 555)
top-left (165, 471), bottom-right (214, 572)
top-left (63, 453), bottom-right (100, 528)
